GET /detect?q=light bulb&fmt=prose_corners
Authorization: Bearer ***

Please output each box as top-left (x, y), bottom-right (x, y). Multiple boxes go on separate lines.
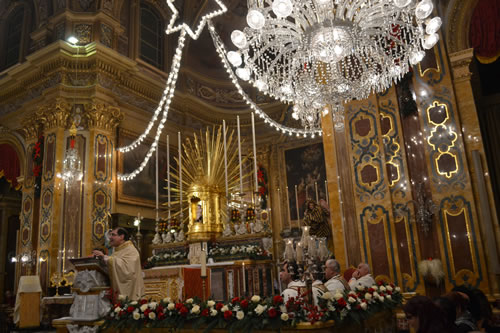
top-left (231, 30), bottom-right (247, 49)
top-left (272, 0), bottom-right (293, 18)
top-left (236, 67), bottom-right (251, 81)
top-left (393, 0), bottom-right (412, 8)
top-left (227, 51), bottom-right (243, 67)
top-left (416, 0), bottom-right (434, 20)
top-left (425, 17), bottom-right (442, 34)
top-left (409, 50), bottom-right (426, 65)
top-left (422, 33), bottom-right (439, 49)
top-left (247, 9), bottom-right (266, 29)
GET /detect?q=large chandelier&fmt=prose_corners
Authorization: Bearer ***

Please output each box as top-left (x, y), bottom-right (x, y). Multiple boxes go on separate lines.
top-left (226, 0), bottom-right (441, 130)
top-left (58, 123), bottom-right (83, 187)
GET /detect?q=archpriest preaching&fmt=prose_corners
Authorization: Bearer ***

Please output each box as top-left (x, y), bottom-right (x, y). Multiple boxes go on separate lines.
top-left (92, 227), bottom-right (145, 300)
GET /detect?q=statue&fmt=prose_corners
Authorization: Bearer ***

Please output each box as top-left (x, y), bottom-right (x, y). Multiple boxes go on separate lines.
top-left (152, 226), bottom-right (162, 245)
top-left (303, 200), bottom-right (331, 238)
top-left (222, 223), bottom-right (234, 237)
top-left (175, 226), bottom-right (185, 242)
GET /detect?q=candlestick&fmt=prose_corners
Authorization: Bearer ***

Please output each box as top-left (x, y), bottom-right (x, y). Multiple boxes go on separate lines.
top-left (315, 182), bottom-right (319, 203)
top-left (285, 186), bottom-right (291, 229)
top-left (223, 120), bottom-right (228, 199)
top-left (201, 250), bottom-right (207, 277)
top-left (251, 113), bottom-right (258, 191)
top-left (295, 185), bottom-right (300, 227)
top-left (237, 116), bottom-right (243, 194)
top-left (242, 262), bottom-right (246, 294)
top-left (178, 132), bottom-right (183, 219)
top-left (277, 188), bottom-right (282, 232)
top-left (167, 135), bottom-right (171, 220)
top-left (325, 180), bottom-right (329, 205)
top-left (155, 145), bottom-right (159, 223)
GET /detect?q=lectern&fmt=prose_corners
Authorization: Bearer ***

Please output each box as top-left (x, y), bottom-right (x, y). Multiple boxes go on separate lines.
top-left (52, 257), bottom-right (111, 333)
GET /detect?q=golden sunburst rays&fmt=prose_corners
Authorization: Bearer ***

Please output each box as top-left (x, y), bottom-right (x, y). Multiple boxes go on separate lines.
top-left (164, 125), bottom-right (249, 226)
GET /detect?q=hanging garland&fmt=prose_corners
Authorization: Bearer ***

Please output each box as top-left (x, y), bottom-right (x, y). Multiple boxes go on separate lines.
top-left (257, 164), bottom-right (268, 209)
top-left (32, 136), bottom-right (44, 198)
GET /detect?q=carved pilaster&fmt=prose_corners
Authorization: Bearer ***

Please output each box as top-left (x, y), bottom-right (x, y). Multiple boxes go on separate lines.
top-left (21, 113), bottom-right (44, 141)
top-left (85, 103), bottom-right (123, 132)
top-left (39, 99), bottom-right (72, 130)
top-left (450, 48), bottom-right (474, 82)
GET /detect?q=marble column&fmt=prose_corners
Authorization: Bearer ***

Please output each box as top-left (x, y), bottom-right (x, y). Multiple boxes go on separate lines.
top-left (450, 48), bottom-right (500, 295)
top-left (37, 99), bottom-right (71, 293)
top-left (82, 103), bottom-right (122, 256)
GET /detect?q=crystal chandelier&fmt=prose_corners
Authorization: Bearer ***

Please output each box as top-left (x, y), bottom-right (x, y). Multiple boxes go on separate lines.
top-left (227, 0), bottom-right (441, 130)
top-left (58, 123), bottom-right (83, 187)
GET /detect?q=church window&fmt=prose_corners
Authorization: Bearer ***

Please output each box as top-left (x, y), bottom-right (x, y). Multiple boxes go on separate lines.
top-left (139, 3), bottom-right (163, 69)
top-left (3, 7), bottom-right (24, 70)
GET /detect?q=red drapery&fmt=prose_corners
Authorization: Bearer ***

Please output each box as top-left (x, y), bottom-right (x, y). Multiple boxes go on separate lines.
top-left (0, 144), bottom-right (20, 189)
top-left (470, 0), bottom-right (500, 64)
top-left (183, 267), bottom-right (211, 300)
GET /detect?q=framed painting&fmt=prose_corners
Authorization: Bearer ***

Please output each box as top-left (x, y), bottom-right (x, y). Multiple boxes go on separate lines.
top-left (117, 129), bottom-right (177, 207)
top-left (283, 141), bottom-right (327, 221)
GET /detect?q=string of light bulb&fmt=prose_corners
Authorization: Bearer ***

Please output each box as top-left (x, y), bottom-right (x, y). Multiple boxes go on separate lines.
top-left (117, 30), bottom-right (186, 181)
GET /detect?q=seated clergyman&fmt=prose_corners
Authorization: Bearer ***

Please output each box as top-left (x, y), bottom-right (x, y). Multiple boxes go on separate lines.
top-left (280, 260), bottom-right (306, 303)
top-left (348, 262), bottom-right (376, 290)
top-left (324, 259), bottom-right (350, 293)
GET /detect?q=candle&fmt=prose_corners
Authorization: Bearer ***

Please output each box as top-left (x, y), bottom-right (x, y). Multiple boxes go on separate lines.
top-left (285, 186), bottom-right (291, 229)
top-left (242, 262), bottom-right (246, 293)
top-left (325, 180), bottom-right (329, 205)
top-left (237, 116), bottom-right (243, 194)
top-left (178, 132), bottom-right (182, 219)
top-left (295, 185), bottom-right (300, 227)
top-left (308, 236), bottom-right (317, 258)
top-left (167, 135), bottom-right (171, 220)
top-left (315, 182), bottom-right (319, 203)
top-left (201, 250), bottom-right (207, 277)
top-left (155, 144), bottom-right (159, 223)
top-left (296, 242), bottom-right (303, 263)
top-left (277, 188), bottom-right (282, 231)
top-left (251, 113), bottom-right (258, 191)
top-left (223, 120), bottom-right (228, 198)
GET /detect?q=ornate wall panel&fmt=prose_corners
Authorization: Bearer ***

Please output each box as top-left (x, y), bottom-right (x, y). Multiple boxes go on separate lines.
top-left (414, 40), bottom-right (488, 290)
top-left (346, 99), bottom-right (401, 284)
top-left (377, 87), bottom-right (423, 293)
top-left (43, 134), bottom-right (56, 181)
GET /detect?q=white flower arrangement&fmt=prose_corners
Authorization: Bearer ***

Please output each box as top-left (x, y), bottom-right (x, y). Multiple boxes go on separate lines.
top-left (167, 303), bottom-right (175, 310)
top-left (140, 304), bottom-right (148, 312)
top-left (210, 309), bottom-right (218, 316)
top-left (360, 302), bottom-right (368, 310)
top-left (254, 304), bottom-right (267, 315)
top-left (207, 300), bottom-right (215, 307)
top-left (221, 305), bottom-right (229, 312)
top-left (280, 313), bottom-right (289, 321)
top-left (149, 302), bottom-right (157, 310)
top-left (148, 312), bottom-right (156, 320)
top-left (133, 311), bottom-right (141, 320)
top-left (251, 295), bottom-right (261, 303)
top-left (191, 305), bottom-right (200, 314)
top-left (186, 298), bottom-right (194, 304)
top-left (118, 294), bottom-right (126, 301)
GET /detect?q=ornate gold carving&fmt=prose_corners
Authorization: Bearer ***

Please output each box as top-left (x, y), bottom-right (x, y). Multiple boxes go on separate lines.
top-left (39, 99), bottom-right (72, 130)
top-left (445, 0), bottom-right (479, 54)
top-left (21, 114), bottom-right (43, 141)
top-left (84, 103), bottom-right (123, 131)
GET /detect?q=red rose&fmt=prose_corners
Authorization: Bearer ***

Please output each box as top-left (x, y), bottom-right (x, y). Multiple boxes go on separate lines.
top-left (273, 295), bottom-right (283, 305)
top-left (268, 308), bottom-right (277, 318)
top-left (157, 305), bottom-right (164, 313)
top-left (140, 299), bottom-right (148, 305)
top-left (240, 300), bottom-right (249, 309)
top-left (119, 310), bottom-right (125, 317)
top-left (337, 298), bottom-right (347, 307)
top-left (368, 288), bottom-right (375, 293)
top-left (231, 297), bottom-right (240, 304)
top-left (224, 310), bottom-right (233, 320)
top-left (378, 281), bottom-right (383, 286)
top-left (216, 303), bottom-right (224, 310)
top-left (127, 306), bottom-right (135, 312)
top-left (175, 303), bottom-right (183, 311)
top-left (179, 306), bottom-right (188, 316)
top-left (201, 308), bottom-right (209, 317)
top-left (158, 312), bottom-right (166, 320)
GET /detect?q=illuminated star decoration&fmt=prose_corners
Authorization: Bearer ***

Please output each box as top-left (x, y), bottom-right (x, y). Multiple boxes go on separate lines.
top-left (166, 0), bottom-right (227, 40)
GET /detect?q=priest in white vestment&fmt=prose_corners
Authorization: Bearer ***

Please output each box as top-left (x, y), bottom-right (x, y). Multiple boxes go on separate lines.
top-left (92, 227), bottom-right (145, 300)
top-left (348, 263), bottom-right (376, 290)
top-left (324, 259), bottom-right (350, 293)
top-left (280, 260), bottom-right (306, 302)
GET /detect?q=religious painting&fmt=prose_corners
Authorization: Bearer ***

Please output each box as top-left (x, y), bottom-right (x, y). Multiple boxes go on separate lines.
top-left (117, 129), bottom-right (176, 207)
top-left (284, 141), bottom-right (327, 222)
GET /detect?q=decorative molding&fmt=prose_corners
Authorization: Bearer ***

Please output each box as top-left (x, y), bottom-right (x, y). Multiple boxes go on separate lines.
top-left (449, 48), bottom-right (474, 82)
top-left (39, 99), bottom-right (72, 130)
top-left (85, 103), bottom-right (123, 131)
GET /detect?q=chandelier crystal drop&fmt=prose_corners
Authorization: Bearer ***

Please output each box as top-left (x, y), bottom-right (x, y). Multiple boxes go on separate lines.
top-left (228, 0), bottom-right (441, 131)
top-left (60, 146), bottom-right (83, 187)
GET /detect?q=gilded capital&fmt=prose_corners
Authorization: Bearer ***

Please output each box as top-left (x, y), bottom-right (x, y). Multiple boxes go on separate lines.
top-left (21, 113), bottom-right (43, 141)
top-left (40, 98), bottom-right (72, 130)
top-left (85, 103), bottom-right (123, 131)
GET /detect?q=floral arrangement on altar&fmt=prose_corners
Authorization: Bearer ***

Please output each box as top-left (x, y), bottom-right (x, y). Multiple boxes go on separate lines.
top-left (144, 250), bottom-right (189, 269)
top-left (208, 244), bottom-right (271, 261)
top-left (101, 281), bottom-right (402, 332)
top-left (32, 135), bottom-right (44, 198)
